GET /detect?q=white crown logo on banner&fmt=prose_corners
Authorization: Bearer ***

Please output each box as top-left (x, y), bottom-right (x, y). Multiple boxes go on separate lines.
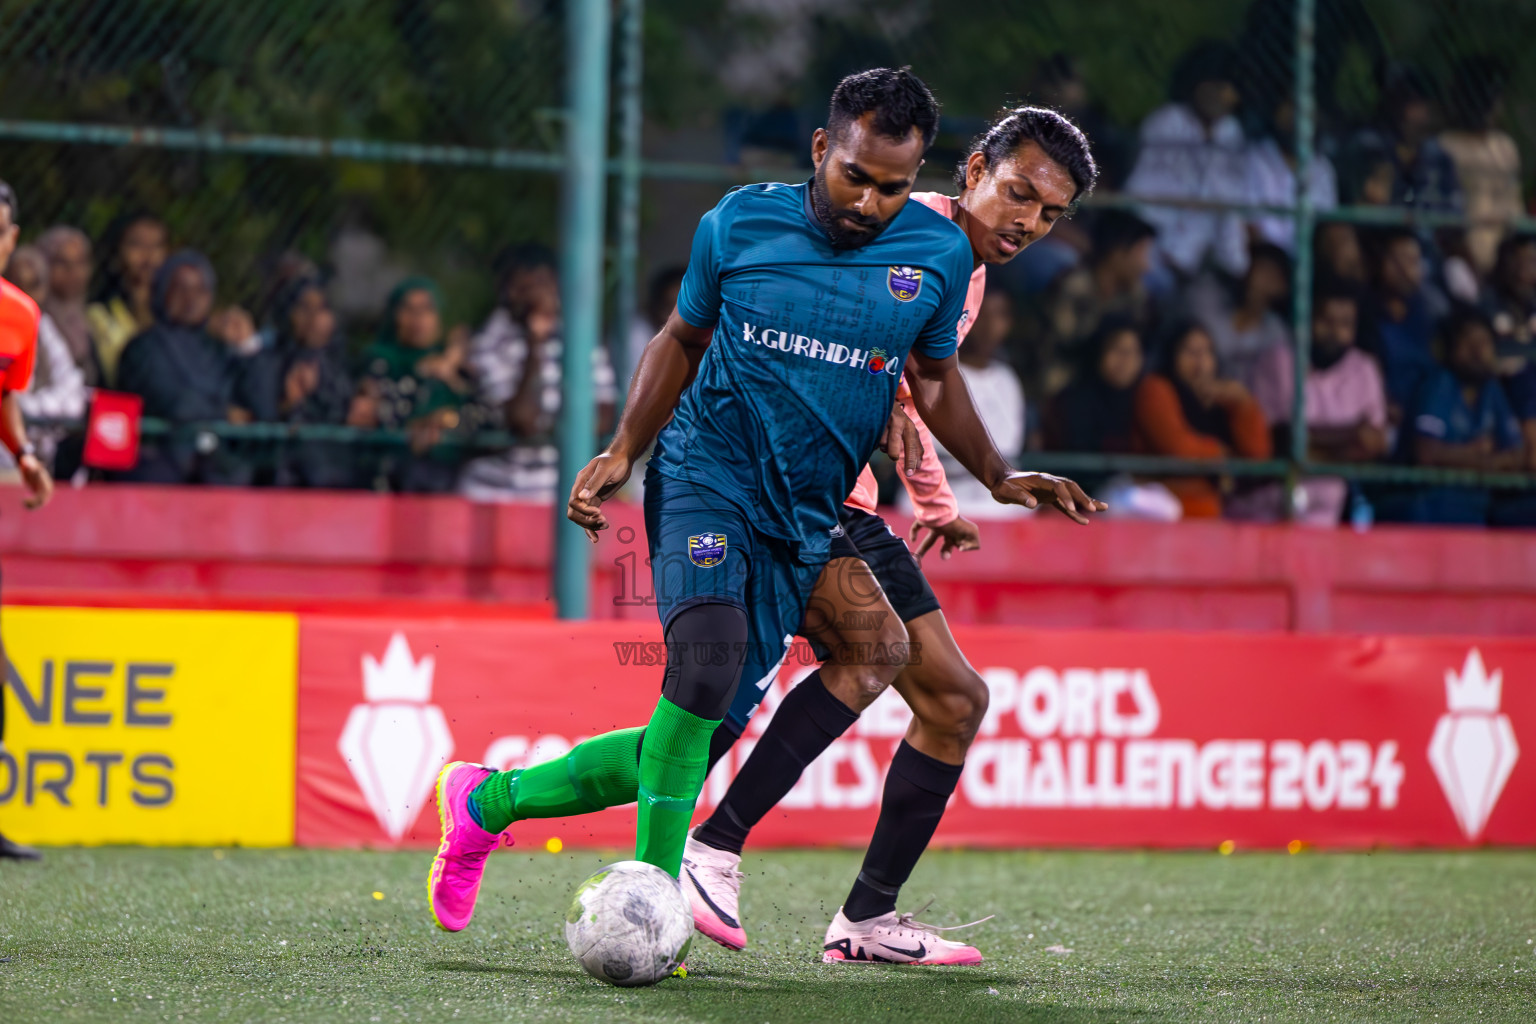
top-left (1427, 649), bottom-right (1519, 840)
top-left (338, 633), bottom-right (455, 841)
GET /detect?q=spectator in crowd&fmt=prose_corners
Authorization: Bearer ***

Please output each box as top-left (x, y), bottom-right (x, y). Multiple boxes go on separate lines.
top-left (1314, 221), bottom-right (1367, 289)
top-left (353, 276), bottom-right (470, 493)
top-left (1245, 91), bottom-right (1339, 253)
top-left (247, 277), bottom-right (356, 488)
top-left (1124, 41), bottom-right (1250, 280)
top-left (627, 265), bottom-right (685, 383)
top-left (1439, 56), bottom-right (1522, 276)
top-left (1043, 316), bottom-right (1143, 466)
top-left (36, 225), bottom-right (98, 385)
top-left (1484, 234), bottom-right (1536, 431)
top-left (208, 305), bottom-right (264, 359)
top-left (1, 245), bottom-right (88, 469)
top-left (1342, 65), bottom-right (1462, 213)
top-left (116, 250), bottom-right (261, 485)
top-left (1252, 278), bottom-right (1389, 524)
top-left (460, 245), bottom-right (615, 502)
top-left (1362, 228), bottom-right (1441, 418)
top-left (252, 249), bottom-right (321, 348)
top-left (928, 286), bottom-right (1027, 518)
top-left (1391, 307), bottom-right (1532, 525)
top-left (1133, 320), bottom-right (1272, 518)
top-left (1026, 208), bottom-right (1157, 397)
top-left (1185, 241), bottom-right (1292, 388)
top-left (87, 212), bottom-right (168, 386)
top-left (1044, 316), bottom-right (1183, 520)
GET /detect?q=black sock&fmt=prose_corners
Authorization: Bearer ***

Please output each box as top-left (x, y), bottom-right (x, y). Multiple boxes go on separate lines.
top-left (693, 670), bottom-right (857, 855)
top-left (843, 740), bottom-right (963, 922)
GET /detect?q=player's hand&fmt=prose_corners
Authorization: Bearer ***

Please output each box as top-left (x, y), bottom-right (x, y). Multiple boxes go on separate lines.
top-left (568, 451), bottom-right (633, 542)
top-left (910, 514), bottom-right (980, 561)
top-left (880, 402), bottom-right (923, 478)
top-left (991, 472), bottom-right (1106, 525)
top-left (17, 453), bottom-right (53, 510)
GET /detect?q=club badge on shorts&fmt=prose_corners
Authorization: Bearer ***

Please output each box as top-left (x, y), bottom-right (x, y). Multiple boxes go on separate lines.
top-left (888, 265), bottom-right (923, 302)
top-left (688, 532), bottom-right (727, 568)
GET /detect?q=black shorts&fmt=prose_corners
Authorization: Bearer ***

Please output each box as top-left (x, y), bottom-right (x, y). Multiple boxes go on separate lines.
top-left (825, 504), bottom-right (941, 624)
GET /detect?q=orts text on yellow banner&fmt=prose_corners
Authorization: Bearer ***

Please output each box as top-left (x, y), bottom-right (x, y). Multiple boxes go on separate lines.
top-left (1, 608), bottom-right (298, 846)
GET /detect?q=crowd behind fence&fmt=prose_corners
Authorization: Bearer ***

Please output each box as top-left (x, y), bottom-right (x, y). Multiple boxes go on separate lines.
top-left (4, 0), bottom-right (1536, 529)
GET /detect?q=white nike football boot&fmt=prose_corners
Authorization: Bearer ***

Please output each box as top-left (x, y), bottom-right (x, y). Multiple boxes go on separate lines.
top-left (680, 830), bottom-right (748, 950)
top-left (822, 904), bottom-right (988, 965)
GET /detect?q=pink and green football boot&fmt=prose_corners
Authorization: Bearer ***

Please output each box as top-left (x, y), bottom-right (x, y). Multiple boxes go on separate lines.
top-left (427, 761), bottom-right (510, 932)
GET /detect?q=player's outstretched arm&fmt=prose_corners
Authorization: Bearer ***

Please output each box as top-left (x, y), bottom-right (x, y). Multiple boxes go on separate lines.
top-left (0, 391), bottom-right (51, 510)
top-left (903, 350), bottom-right (1105, 525)
top-left (567, 312), bottom-right (714, 539)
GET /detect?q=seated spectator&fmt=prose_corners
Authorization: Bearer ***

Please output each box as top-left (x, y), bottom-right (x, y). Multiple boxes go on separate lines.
top-left (1314, 221), bottom-right (1366, 289)
top-left (1025, 208), bottom-right (1156, 397)
top-left (247, 277), bottom-right (356, 488)
top-left (116, 250), bottom-right (261, 485)
top-left (1484, 234), bottom-right (1536, 438)
top-left (1390, 307), bottom-right (1532, 525)
top-left (1342, 65), bottom-right (1462, 213)
top-left (1043, 314), bottom-right (1142, 476)
top-left (1133, 321), bottom-right (1272, 518)
top-left (1124, 41), bottom-right (1249, 280)
top-left (353, 276), bottom-right (469, 493)
top-left (2, 245), bottom-right (88, 469)
top-left (1252, 279), bottom-right (1389, 524)
top-left (87, 212), bottom-right (167, 386)
top-left (928, 287), bottom-right (1027, 518)
top-left (252, 249), bottom-right (320, 348)
top-left (1439, 56), bottom-right (1521, 276)
top-left (460, 245), bottom-right (616, 502)
top-left (36, 226), bottom-right (98, 385)
top-left (1362, 228), bottom-right (1441, 418)
top-left (1245, 93), bottom-right (1339, 253)
top-left (1184, 242), bottom-right (1292, 388)
top-left (627, 266), bottom-right (684, 384)
top-left (1044, 318), bottom-right (1183, 521)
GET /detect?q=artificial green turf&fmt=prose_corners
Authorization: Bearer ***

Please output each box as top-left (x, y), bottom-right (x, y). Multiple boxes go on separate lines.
top-left (1, 847), bottom-right (1533, 1022)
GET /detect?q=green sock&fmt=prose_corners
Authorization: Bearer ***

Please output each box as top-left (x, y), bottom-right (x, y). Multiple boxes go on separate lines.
top-left (635, 696), bottom-right (720, 876)
top-left (468, 727), bottom-right (644, 834)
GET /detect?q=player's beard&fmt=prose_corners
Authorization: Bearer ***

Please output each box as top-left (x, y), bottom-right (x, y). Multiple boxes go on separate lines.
top-left (810, 162), bottom-right (891, 250)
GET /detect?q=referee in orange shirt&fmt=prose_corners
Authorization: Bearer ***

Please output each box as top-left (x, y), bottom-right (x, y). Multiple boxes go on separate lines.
top-left (0, 179), bottom-right (56, 860)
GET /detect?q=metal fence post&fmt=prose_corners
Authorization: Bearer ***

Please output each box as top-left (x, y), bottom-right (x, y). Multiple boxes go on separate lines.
top-left (612, 0), bottom-right (645, 400)
top-left (555, 0), bottom-right (612, 620)
top-left (1289, 0), bottom-right (1316, 473)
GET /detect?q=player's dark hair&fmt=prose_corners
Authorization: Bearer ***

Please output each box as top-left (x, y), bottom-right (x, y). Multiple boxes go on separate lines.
top-left (827, 66), bottom-right (940, 151)
top-left (0, 180), bottom-right (17, 224)
top-left (955, 106), bottom-right (1098, 203)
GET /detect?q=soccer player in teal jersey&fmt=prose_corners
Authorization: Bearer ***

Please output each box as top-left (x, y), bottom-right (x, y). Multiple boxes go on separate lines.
top-left (427, 68), bottom-right (1103, 936)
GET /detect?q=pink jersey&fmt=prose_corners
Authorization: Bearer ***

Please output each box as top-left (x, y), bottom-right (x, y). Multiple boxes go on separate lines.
top-left (844, 192), bottom-right (985, 525)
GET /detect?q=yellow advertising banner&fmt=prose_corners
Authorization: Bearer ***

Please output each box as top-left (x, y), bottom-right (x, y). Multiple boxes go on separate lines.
top-left (1, 608), bottom-right (298, 846)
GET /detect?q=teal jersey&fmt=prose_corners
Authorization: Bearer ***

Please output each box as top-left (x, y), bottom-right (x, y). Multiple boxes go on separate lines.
top-left (655, 181), bottom-right (972, 562)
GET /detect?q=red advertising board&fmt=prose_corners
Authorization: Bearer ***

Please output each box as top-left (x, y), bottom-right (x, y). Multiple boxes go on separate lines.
top-left (296, 617), bottom-right (1534, 850)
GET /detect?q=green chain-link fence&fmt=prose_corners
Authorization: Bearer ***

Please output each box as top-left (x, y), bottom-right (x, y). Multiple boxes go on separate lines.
top-left (4, 0), bottom-right (1536, 607)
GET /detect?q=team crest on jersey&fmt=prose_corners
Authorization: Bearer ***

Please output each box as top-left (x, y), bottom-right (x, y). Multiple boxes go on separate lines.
top-left (887, 266), bottom-right (923, 302)
top-left (688, 532), bottom-right (727, 568)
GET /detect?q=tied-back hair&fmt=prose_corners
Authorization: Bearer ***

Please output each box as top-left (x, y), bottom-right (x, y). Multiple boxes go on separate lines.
top-left (955, 105), bottom-right (1099, 204)
top-left (827, 66), bottom-right (941, 151)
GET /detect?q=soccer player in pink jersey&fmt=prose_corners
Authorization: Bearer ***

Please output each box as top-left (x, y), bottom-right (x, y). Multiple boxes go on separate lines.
top-left (682, 107), bottom-right (1098, 965)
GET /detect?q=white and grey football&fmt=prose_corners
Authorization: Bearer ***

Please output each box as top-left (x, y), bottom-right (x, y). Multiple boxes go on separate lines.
top-left (564, 860), bottom-right (694, 987)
